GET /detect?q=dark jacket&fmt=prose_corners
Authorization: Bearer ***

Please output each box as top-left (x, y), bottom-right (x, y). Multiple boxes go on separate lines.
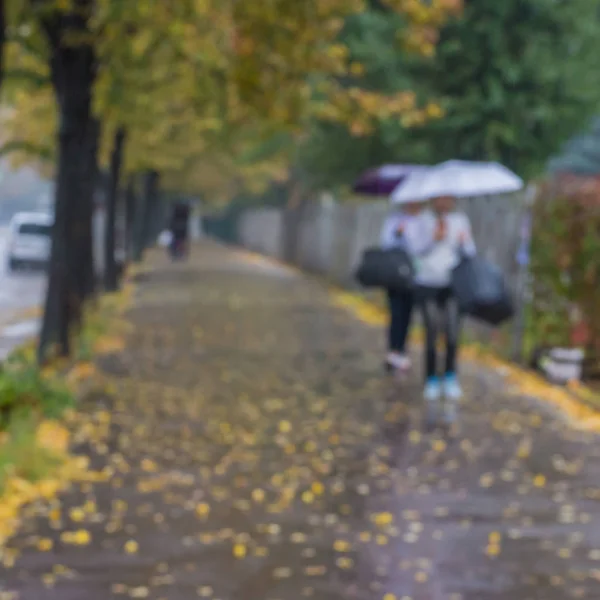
top-left (170, 203), bottom-right (190, 240)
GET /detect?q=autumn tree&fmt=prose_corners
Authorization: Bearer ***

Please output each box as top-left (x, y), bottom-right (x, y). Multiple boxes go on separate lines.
top-left (2, 0), bottom-right (463, 363)
top-left (7, 2), bottom-right (203, 360)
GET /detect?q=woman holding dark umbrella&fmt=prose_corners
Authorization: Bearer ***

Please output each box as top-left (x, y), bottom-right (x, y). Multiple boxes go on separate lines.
top-left (352, 164), bottom-right (429, 374)
top-left (379, 200), bottom-right (424, 373)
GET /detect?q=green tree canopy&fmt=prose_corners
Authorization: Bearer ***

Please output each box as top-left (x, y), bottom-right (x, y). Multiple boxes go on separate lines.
top-left (298, 0), bottom-right (600, 189)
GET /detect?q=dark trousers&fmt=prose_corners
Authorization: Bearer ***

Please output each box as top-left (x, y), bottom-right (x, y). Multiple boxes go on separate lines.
top-left (416, 286), bottom-right (462, 380)
top-left (386, 289), bottom-right (414, 353)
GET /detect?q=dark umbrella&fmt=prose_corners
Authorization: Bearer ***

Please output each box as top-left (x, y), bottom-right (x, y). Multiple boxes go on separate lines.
top-left (352, 164), bottom-right (429, 196)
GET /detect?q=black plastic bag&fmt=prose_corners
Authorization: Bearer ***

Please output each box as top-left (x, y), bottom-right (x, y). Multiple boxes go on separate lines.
top-left (355, 247), bottom-right (415, 291)
top-left (451, 256), bottom-right (514, 326)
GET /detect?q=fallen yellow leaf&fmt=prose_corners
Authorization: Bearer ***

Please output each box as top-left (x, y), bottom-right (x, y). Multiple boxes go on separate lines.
top-left (302, 490), bottom-right (315, 504)
top-left (69, 507), bottom-right (85, 522)
top-left (372, 512), bottom-right (393, 526)
top-left (195, 503), bottom-right (210, 517)
top-left (61, 529), bottom-right (91, 546)
top-left (37, 538), bottom-right (53, 551)
top-left (93, 335), bottom-right (125, 354)
top-left (311, 481), bottom-right (325, 495)
top-left (489, 531), bottom-right (501, 544)
top-left (333, 539), bottom-right (351, 552)
top-left (251, 488), bottom-right (265, 503)
top-left (36, 421), bottom-right (70, 455)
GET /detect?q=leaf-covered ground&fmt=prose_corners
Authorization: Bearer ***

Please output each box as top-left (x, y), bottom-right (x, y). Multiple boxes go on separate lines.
top-left (1, 242), bottom-right (600, 600)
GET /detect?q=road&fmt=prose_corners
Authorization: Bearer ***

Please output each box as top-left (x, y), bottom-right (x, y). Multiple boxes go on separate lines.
top-left (0, 228), bottom-right (46, 358)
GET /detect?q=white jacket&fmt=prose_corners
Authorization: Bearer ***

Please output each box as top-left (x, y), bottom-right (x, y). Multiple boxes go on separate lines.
top-left (403, 209), bottom-right (476, 288)
top-left (379, 210), bottom-right (416, 250)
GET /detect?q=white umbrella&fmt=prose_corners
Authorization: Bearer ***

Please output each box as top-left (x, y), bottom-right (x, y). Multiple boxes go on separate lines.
top-left (390, 160), bottom-right (524, 204)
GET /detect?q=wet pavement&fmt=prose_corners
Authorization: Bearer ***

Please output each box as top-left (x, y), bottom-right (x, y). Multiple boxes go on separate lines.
top-left (2, 242), bottom-right (600, 600)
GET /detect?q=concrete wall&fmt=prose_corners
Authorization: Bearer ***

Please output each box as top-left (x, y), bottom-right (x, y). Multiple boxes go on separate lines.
top-left (237, 208), bottom-right (284, 258)
top-left (236, 196), bottom-right (525, 286)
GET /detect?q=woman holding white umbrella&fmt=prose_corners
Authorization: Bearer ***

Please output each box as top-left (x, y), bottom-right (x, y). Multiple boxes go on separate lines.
top-left (392, 160), bottom-right (523, 425)
top-left (401, 196), bottom-right (475, 424)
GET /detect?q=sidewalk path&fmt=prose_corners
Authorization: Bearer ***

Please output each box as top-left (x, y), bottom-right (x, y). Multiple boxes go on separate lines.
top-left (2, 242), bottom-right (600, 600)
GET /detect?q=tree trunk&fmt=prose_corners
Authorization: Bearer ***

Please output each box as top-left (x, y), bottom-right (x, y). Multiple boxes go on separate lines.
top-left (77, 117), bottom-right (100, 302)
top-left (124, 176), bottom-right (136, 261)
top-left (104, 127), bottom-right (126, 291)
top-left (37, 14), bottom-right (96, 364)
top-left (142, 170), bottom-right (160, 249)
top-left (132, 170), bottom-right (159, 262)
top-left (131, 185), bottom-right (147, 263)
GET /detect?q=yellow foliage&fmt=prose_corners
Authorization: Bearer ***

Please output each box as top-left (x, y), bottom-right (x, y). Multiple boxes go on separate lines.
top-left (2, 0), bottom-right (463, 198)
top-left (0, 426), bottom-right (94, 549)
top-left (0, 87), bottom-right (56, 176)
top-left (0, 254), bottom-right (132, 552)
top-left (65, 362), bottom-right (97, 387)
top-left (35, 421), bottom-right (70, 455)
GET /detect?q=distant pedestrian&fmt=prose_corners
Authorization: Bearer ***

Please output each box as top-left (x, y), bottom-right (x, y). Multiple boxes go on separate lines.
top-left (379, 201), bottom-right (424, 373)
top-left (169, 202), bottom-right (190, 260)
top-left (158, 229), bottom-right (173, 248)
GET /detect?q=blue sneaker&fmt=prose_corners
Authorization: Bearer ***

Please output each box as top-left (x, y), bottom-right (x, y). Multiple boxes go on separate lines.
top-left (423, 377), bottom-right (441, 402)
top-left (443, 373), bottom-right (463, 400)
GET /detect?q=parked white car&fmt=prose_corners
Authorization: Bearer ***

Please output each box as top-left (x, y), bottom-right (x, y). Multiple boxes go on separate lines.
top-left (6, 212), bottom-right (53, 271)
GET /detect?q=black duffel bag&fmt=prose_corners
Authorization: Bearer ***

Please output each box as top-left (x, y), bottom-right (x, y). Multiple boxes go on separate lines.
top-left (451, 256), bottom-right (514, 326)
top-left (355, 247), bottom-right (415, 292)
